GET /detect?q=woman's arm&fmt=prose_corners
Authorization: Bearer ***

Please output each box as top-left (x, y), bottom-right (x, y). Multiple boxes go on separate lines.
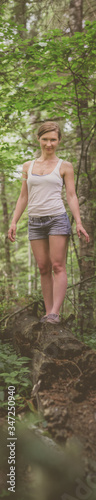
top-left (8, 162), bottom-right (29, 242)
top-left (64, 162), bottom-right (89, 243)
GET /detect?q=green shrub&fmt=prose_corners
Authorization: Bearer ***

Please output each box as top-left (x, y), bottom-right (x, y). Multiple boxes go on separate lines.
top-left (0, 340), bottom-right (32, 412)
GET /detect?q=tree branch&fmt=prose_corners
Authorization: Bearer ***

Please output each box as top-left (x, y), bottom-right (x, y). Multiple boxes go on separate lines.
top-left (67, 274), bottom-right (96, 289)
top-left (0, 276), bottom-right (95, 325)
top-left (70, 229), bottom-right (80, 267)
top-left (84, 124), bottom-right (96, 188)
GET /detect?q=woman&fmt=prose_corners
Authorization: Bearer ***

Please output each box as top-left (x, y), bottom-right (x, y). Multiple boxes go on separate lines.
top-left (8, 121), bottom-right (89, 324)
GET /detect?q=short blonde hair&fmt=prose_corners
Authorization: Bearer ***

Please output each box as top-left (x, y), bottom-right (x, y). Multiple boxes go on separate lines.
top-left (37, 121), bottom-right (61, 140)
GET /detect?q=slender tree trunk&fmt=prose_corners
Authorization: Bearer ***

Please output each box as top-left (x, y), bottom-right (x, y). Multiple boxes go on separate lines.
top-left (28, 241), bottom-right (32, 295)
top-left (34, 258), bottom-right (37, 291)
top-left (14, 0), bottom-right (27, 28)
top-left (69, 0), bottom-right (95, 335)
top-left (1, 172), bottom-right (13, 296)
top-left (69, 0), bottom-right (83, 32)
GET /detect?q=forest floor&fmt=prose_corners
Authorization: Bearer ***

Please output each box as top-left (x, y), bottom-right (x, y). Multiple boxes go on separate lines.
top-left (0, 303), bottom-right (96, 499)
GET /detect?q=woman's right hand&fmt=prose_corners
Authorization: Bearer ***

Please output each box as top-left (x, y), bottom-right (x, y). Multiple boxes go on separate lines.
top-left (8, 222), bottom-right (16, 242)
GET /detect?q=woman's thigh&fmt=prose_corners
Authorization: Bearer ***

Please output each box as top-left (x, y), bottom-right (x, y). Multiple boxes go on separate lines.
top-left (30, 239), bottom-right (51, 270)
top-left (49, 235), bottom-right (68, 267)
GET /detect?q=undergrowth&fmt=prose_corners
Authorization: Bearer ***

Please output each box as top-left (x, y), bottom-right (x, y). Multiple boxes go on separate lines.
top-left (0, 340), bottom-right (32, 413)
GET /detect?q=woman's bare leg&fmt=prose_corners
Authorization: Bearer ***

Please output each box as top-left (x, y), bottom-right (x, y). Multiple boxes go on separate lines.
top-left (49, 235), bottom-right (68, 315)
top-left (30, 239), bottom-right (53, 314)
top-left (30, 235), bottom-right (68, 316)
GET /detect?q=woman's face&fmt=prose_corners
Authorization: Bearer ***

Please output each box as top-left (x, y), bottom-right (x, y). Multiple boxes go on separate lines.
top-left (38, 130), bottom-right (60, 154)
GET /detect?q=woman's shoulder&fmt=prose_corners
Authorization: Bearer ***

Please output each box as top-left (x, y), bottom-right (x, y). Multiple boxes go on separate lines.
top-left (60, 160), bottom-right (73, 174)
top-left (23, 160), bottom-right (32, 173)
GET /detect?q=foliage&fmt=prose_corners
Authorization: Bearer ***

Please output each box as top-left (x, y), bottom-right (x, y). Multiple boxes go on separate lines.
top-left (0, 16), bottom-right (96, 167)
top-left (0, 340), bottom-right (32, 411)
top-left (0, 2), bottom-right (96, 338)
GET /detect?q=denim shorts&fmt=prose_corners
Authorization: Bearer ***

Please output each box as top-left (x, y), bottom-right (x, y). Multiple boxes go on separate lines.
top-left (28, 212), bottom-right (71, 240)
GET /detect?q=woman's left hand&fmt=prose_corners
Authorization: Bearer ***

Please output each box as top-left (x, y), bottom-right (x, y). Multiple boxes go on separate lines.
top-left (76, 222), bottom-right (90, 243)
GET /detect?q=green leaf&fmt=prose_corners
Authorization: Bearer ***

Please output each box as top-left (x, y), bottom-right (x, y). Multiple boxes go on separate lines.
top-left (0, 362), bottom-right (4, 370)
top-left (27, 401), bottom-right (37, 413)
top-left (0, 390), bottom-right (5, 401)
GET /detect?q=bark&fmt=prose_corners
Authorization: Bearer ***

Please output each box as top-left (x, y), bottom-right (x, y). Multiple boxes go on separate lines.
top-left (69, 0), bottom-right (95, 335)
top-left (28, 241), bottom-right (32, 295)
top-left (1, 172), bottom-right (13, 296)
top-left (14, 0), bottom-right (27, 28)
top-left (69, 0), bottom-right (83, 32)
top-left (78, 149), bottom-right (95, 335)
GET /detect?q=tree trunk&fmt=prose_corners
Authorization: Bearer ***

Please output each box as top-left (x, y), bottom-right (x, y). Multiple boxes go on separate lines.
top-left (69, 0), bottom-right (95, 335)
top-left (78, 150), bottom-right (95, 336)
top-left (14, 0), bottom-right (27, 28)
top-left (1, 172), bottom-right (13, 296)
top-left (69, 0), bottom-right (83, 32)
top-left (28, 241), bottom-right (32, 296)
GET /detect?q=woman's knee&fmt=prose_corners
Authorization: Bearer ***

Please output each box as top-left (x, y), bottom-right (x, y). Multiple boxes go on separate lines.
top-left (52, 261), bottom-right (66, 274)
top-left (39, 261), bottom-right (52, 275)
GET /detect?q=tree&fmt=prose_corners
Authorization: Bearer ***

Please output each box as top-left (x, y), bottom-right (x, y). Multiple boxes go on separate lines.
top-left (0, 1), bottom-right (96, 337)
top-left (69, 0), bottom-right (96, 334)
top-left (0, 172), bottom-right (13, 297)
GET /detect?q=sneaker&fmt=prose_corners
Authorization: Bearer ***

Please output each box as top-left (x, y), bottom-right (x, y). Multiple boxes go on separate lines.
top-left (46, 313), bottom-right (60, 324)
top-left (40, 315), bottom-right (48, 323)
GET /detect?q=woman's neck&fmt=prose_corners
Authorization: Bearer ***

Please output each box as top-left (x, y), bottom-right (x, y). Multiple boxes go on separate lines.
top-left (39, 153), bottom-right (58, 162)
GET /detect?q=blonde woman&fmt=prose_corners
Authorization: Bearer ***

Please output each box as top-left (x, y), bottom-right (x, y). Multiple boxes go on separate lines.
top-left (8, 121), bottom-right (89, 323)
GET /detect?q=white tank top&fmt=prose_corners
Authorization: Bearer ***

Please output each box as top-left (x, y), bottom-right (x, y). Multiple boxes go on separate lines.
top-left (27, 158), bottom-right (66, 217)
